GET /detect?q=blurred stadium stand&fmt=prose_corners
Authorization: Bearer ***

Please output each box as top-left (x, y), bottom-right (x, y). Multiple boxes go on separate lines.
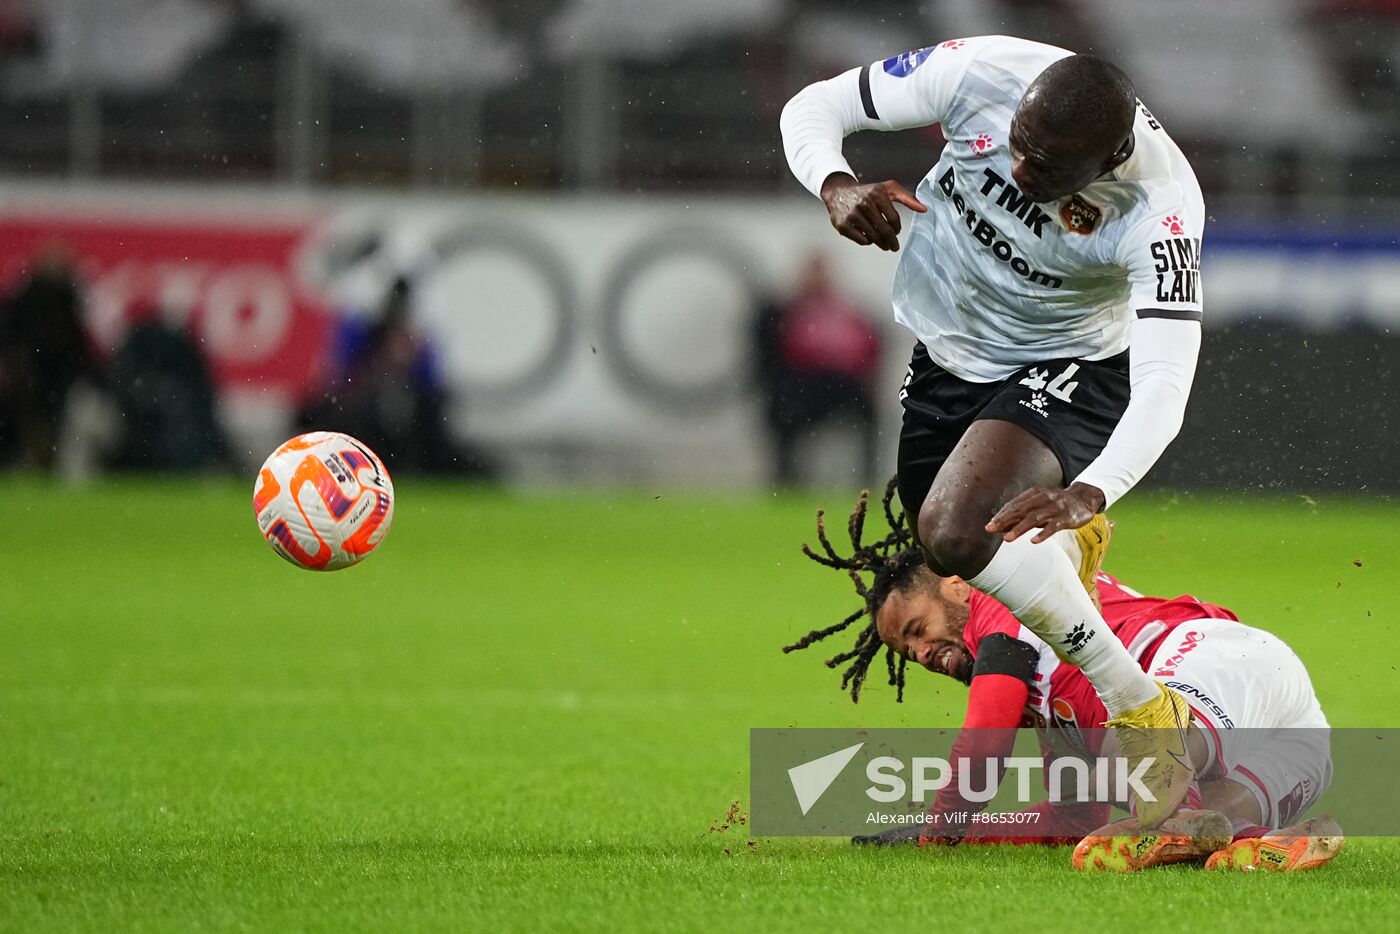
top-left (1, 0), bottom-right (1396, 215)
top-left (2, 0), bottom-right (1399, 490)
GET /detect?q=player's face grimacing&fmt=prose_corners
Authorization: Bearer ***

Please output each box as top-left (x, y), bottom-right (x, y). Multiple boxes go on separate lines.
top-left (873, 569), bottom-right (975, 683)
top-left (1007, 106), bottom-right (1132, 204)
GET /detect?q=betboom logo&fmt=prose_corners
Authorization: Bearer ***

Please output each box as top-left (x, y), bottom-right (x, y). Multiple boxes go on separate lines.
top-left (936, 167), bottom-right (1064, 289)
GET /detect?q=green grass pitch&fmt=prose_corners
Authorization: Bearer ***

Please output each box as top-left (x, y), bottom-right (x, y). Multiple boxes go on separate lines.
top-left (3, 480), bottom-right (1399, 931)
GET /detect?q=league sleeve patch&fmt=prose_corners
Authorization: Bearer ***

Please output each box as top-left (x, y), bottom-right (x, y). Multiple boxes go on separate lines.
top-left (882, 46), bottom-right (935, 77)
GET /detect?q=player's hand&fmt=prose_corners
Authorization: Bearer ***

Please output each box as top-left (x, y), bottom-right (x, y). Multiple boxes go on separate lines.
top-left (851, 824), bottom-right (924, 847)
top-left (986, 482), bottom-right (1107, 544)
top-left (820, 173), bottom-right (927, 251)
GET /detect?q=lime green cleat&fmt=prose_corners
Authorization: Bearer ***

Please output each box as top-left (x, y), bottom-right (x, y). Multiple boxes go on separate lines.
top-left (1074, 809), bottom-right (1233, 872)
top-left (1205, 816), bottom-right (1345, 872)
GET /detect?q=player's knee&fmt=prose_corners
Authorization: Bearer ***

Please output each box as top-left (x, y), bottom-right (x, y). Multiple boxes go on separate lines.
top-left (917, 503), bottom-right (998, 578)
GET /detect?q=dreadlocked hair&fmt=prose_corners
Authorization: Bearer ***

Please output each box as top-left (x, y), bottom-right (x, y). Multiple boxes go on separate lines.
top-left (781, 477), bottom-right (925, 703)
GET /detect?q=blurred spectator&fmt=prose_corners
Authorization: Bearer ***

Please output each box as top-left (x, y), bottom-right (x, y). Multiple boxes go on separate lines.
top-left (106, 299), bottom-right (228, 472)
top-left (0, 1), bottom-right (39, 60)
top-left (298, 277), bottom-right (497, 477)
top-left (753, 254), bottom-right (881, 487)
top-left (0, 247), bottom-right (100, 472)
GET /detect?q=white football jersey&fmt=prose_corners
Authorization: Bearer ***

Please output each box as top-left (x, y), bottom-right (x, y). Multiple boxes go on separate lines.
top-left (795, 36), bottom-right (1205, 382)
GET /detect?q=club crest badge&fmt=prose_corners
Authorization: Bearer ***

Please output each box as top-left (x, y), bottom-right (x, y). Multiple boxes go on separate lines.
top-left (1060, 195), bottom-right (1101, 235)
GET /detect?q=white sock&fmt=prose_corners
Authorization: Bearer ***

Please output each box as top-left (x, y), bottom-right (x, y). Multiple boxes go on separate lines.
top-left (1050, 528), bottom-right (1083, 570)
top-left (968, 535), bottom-right (1159, 716)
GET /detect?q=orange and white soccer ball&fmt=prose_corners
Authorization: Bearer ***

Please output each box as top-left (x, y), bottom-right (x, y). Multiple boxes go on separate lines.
top-left (252, 431), bottom-right (395, 571)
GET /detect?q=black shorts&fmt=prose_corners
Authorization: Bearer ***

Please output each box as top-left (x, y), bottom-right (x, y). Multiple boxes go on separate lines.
top-left (896, 343), bottom-right (1131, 520)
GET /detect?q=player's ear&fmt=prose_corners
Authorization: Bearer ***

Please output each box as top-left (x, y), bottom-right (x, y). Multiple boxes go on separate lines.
top-left (1102, 134), bottom-right (1133, 171)
top-left (941, 576), bottom-right (972, 604)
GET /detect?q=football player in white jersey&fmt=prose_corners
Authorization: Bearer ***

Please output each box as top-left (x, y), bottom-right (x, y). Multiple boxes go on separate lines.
top-left (780, 36), bottom-right (1206, 826)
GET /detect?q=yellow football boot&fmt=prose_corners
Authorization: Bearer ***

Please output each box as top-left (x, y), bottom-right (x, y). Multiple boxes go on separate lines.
top-left (1205, 816), bottom-right (1344, 872)
top-left (1074, 809), bottom-right (1233, 872)
top-left (1103, 683), bottom-right (1195, 828)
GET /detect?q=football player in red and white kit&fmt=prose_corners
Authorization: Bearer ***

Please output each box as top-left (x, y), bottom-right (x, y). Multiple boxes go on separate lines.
top-left (784, 484), bottom-right (1341, 872)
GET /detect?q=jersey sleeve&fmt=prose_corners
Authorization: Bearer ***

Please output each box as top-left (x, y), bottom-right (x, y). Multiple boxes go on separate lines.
top-left (962, 591), bottom-right (1023, 656)
top-left (920, 624), bottom-right (1037, 843)
top-left (779, 38), bottom-right (982, 196)
top-left (1116, 187), bottom-right (1205, 320)
top-left (1072, 315), bottom-right (1201, 508)
top-left (859, 39), bottom-right (980, 131)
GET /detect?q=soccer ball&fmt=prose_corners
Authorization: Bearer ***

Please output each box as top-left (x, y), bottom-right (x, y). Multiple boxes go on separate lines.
top-left (253, 431), bottom-right (395, 571)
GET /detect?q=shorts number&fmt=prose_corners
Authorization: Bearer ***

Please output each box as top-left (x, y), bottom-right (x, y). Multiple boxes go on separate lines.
top-left (1046, 363), bottom-right (1080, 402)
top-left (1019, 362), bottom-right (1080, 403)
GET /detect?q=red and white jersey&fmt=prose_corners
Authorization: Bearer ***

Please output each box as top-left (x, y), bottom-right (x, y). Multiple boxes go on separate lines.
top-left (964, 572), bottom-right (1238, 738)
top-left (915, 574), bottom-right (1241, 842)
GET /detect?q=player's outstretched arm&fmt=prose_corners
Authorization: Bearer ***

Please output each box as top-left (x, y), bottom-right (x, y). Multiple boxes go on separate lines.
top-left (780, 68), bottom-right (870, 198)
top-left (781, 42), bottom-right (978, 245)
top-left (916, 635), bottom-right (1036, 845)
